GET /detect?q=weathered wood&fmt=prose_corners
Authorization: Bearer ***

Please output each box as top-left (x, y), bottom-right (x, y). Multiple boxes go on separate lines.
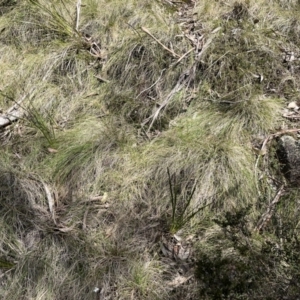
top-left (0, 106), bottom-right (23, 128)
top-left (0, 92), bottom-right (33, 128)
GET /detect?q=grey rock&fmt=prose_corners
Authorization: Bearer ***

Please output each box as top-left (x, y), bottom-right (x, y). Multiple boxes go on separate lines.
top-left (277, 135), bottom-right (300, 186)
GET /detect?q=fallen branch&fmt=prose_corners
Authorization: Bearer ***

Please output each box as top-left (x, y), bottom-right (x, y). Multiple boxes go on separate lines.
top-left (0, 114), bottom-right (16, 128)
top-left (255, 185), bottom-right (285, 232)
top-left (141, 27), bottom-right (180, 58)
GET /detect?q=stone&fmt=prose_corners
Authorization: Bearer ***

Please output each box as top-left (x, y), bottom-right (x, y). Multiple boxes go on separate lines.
top-left (277, 135), bottom-right (300, 186)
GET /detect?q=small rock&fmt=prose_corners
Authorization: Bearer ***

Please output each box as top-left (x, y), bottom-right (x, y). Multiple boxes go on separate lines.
top-left (277, 135), bottom-right (300, 186)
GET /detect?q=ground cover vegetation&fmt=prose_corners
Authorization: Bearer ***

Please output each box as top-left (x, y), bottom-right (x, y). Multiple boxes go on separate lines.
top-left (1, 0), bottom-right (300, 299)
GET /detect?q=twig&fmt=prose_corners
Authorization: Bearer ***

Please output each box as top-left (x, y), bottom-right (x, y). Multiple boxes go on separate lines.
top-left (142, 81), bottom-right (183, 132)
top-left (141, 27), bottom-right (180, 58)
top-left (139, 126), bottom-right (151, 141)
top-left (41, 180), bottom-right (56, 223)
top-left (88, 195), bottom-right (104, 201)
top-left (75, 0), bottom-right (81, 31)
top-left (83, 208), bottom-right (88, 230)
top-left (94, 75), bottom-right (110, 83)
top-left (135, 68), bottom-right (166, 99)
top-left (89, 42), bottom-right (102, 58)
top-left (162, 0), bottom-right (176, 6)
top-left (261, 128), bottom-right (300, 149)
top-left (184, 34), bottom-right (203, 44)
top-left (173, 47), bottom-right (195, 66)
top-left (0, 267), bottom-right (14, 278)
top-left (126, 22), bottom-right (142, 39)
top-left (142, 67), bottom-right (194, 132)
top-left (255, 185), bottom-right (285, 232)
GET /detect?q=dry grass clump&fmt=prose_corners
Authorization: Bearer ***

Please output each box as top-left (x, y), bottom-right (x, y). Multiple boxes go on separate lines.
top-left (2, 0), bottom-right (300, 299)
top-left (52, 117), bottom-right (135, 190)
top-left (135, 112), bottom-right (257, 213)
top-left (0, 152), bottom-right (169, 299)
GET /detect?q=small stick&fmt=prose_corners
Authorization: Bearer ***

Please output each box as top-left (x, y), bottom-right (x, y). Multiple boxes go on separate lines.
top-left (75, 0), bottom-right (81, 31)
top-left (255, 185), bottom-right (285, 232)
top-left (263, 128), bottom-right (300, 147)
top-left (141, 27), bottom-right (180, 58)
top-left (126, 22), bottom-right (142, 39)
top-left (41, 180), bottom-right (56, 223)
top-left (135, 68), bottom-right (166, 99)
top-left (173, 47), bottom-right (195, 65)
top-left (94, 75), bottom-right (110, 83)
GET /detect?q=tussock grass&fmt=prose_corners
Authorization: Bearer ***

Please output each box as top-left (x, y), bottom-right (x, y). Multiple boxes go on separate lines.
top-left (1, 0), bottom-right (300, 298)
top-left (138, 113), bottom-right (257, 211)
top-left (51, 117), bottom-right (135, 189)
